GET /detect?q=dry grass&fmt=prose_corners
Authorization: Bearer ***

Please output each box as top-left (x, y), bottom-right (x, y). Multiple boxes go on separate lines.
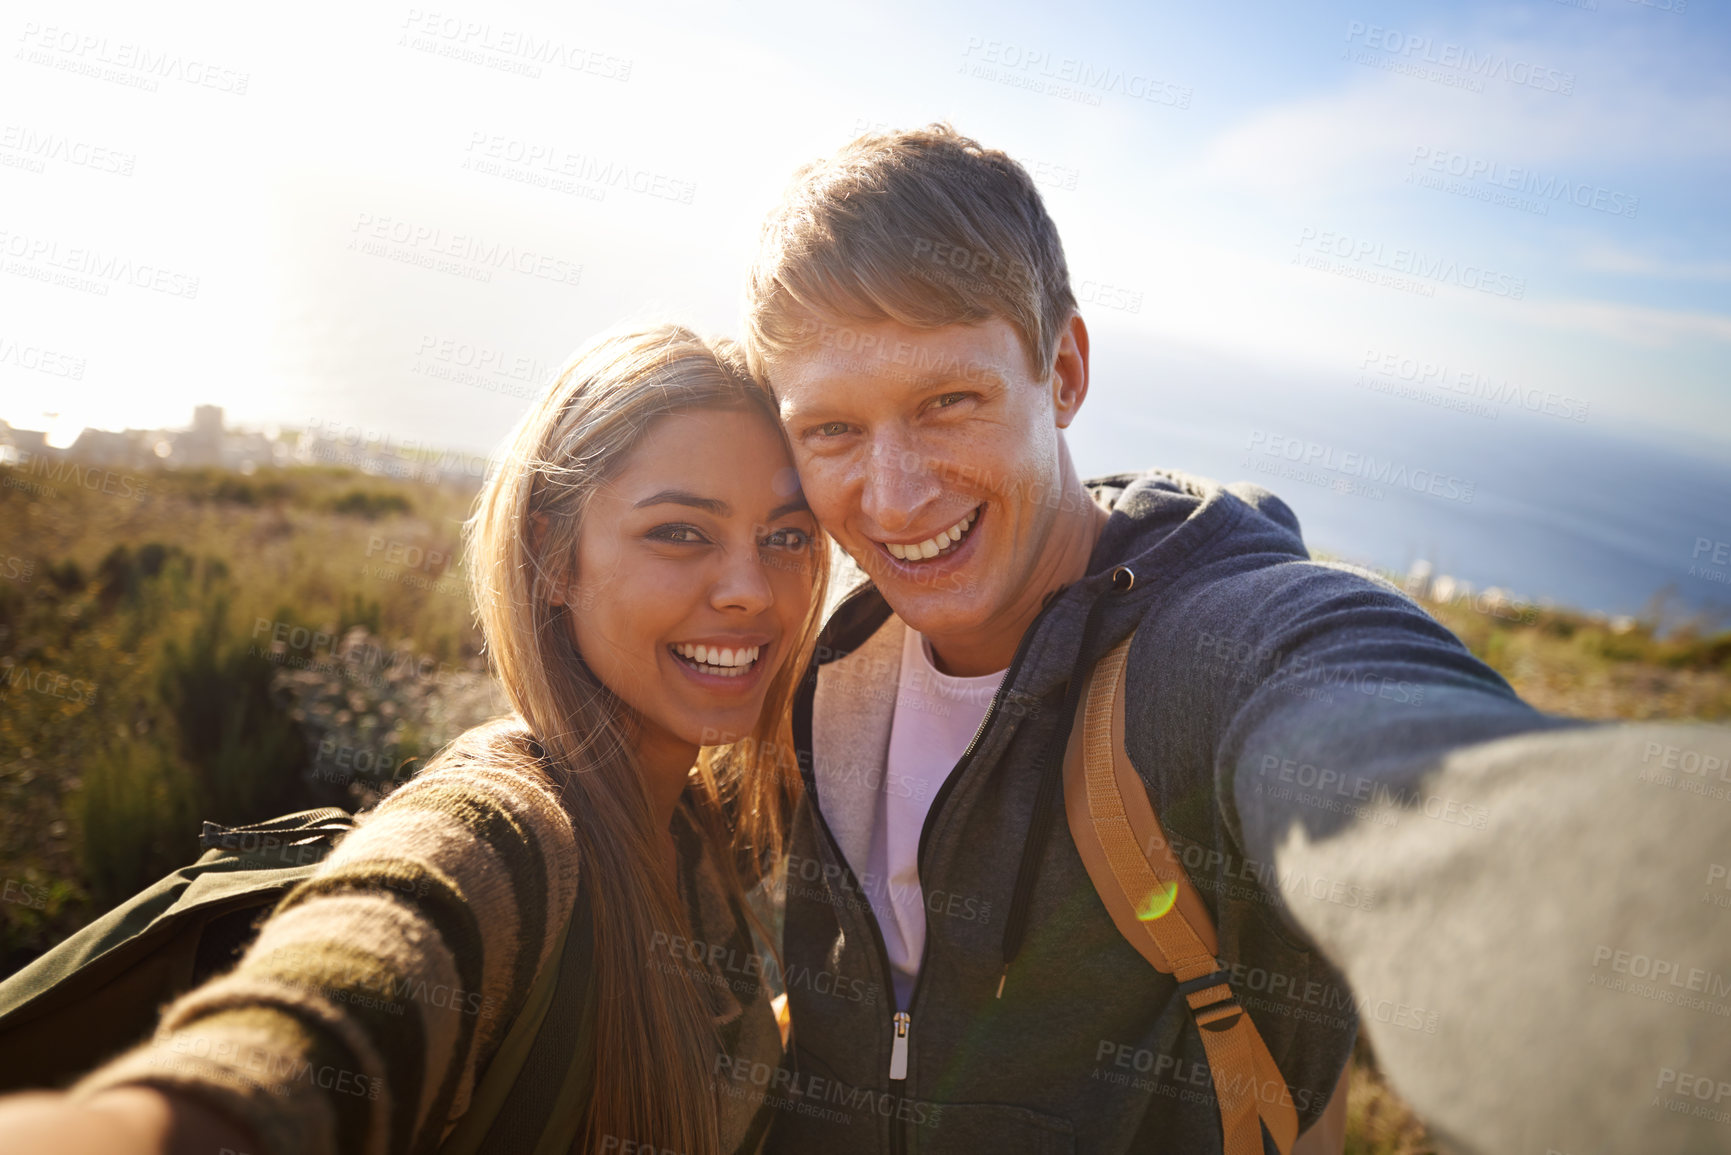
top-left (0, 465), bottom-right (486, 969)
top-left (1345, 1048), bottom-right (1435, 1155)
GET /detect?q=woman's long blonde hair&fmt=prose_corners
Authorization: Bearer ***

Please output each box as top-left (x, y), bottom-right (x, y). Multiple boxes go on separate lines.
top-left (459, 323), bottom-right (827, 1153)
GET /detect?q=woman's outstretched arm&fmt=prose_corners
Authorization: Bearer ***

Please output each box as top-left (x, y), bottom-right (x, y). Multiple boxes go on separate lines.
top-left (0, 1086), bottom-right (256, 1155)
top-left (0, 736), bottom-right (580, 1155)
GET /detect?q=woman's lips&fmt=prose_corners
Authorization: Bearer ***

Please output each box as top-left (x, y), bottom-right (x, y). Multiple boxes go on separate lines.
top-left (666, 641), bottom-right (771, 691)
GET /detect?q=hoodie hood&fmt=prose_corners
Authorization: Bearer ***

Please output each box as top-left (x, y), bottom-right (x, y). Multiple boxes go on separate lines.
top-left (815, 469), bottom-right (1310, 705)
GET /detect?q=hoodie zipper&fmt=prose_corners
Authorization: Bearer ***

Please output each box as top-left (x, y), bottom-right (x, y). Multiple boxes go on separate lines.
top-left (799, 581), bottom-right (1073, 1150)
top-left (793, 595), bottom-right (916, 1152)
top-left (889, 1011), bottom-right (910, 1078)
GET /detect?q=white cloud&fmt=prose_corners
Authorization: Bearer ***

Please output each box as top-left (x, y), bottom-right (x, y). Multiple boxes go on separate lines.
top-left (1519, 296), bottom-right (1731, 346)
top-left (1186, 39), bottom-right (1731, 203)
top-left (1578, 245), bottom-right (1731, 282)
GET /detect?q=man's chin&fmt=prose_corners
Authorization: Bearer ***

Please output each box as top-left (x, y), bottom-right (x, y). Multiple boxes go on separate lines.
top-left (874, 586), bottom-right (992, 642)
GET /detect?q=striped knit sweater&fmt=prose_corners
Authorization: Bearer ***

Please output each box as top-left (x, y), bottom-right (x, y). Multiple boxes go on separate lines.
top-left (71, 723), bottom-right (782, 1155)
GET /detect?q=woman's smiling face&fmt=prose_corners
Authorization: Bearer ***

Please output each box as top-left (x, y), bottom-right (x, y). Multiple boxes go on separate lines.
top-left (561, 406), bottom-right (818, 752)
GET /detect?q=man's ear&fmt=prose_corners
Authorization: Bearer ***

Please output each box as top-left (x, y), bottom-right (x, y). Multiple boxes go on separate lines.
top-left (1049, 313), bottom-right (1090, 430)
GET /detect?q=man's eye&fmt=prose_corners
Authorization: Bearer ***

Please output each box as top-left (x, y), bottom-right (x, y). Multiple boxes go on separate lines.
top-left (812, 422), bottom-right (851, 438)
top-left (762, 528), bottom-right (811, 551)
top-left (649, 525), bottom-right (707, 544)
top-left (933, 393), bottom-right (968, 409)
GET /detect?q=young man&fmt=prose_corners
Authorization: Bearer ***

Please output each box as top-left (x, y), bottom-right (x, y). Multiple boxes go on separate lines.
top-left (740, 126), bottom-right (1731, 1154)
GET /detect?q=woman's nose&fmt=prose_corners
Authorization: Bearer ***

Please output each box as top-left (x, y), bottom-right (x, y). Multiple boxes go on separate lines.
top-left (710, 547), bottom-right (775, 613)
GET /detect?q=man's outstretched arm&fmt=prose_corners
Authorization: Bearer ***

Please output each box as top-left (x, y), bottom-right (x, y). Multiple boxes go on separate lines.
top-left (1152, 555), bottom-right (1730, 1154)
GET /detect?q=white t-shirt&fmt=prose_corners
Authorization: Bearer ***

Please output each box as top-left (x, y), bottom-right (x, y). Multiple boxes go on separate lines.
top-left (870, 626), bottom-right (1006, 1009)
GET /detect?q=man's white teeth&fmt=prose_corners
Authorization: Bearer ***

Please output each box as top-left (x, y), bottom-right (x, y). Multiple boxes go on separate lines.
top-left (885, 508), bottom-right (978, 561)
top-left (673, 643), bottom-right (760, 675)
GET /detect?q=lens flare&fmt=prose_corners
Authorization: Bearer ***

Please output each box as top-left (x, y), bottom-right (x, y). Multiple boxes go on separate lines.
top-left (1135, 880), bottom-right (1178, 922)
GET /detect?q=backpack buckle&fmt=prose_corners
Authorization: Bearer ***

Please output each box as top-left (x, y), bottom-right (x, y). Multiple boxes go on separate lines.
top-left (1177, 968), bottom-right (1245, 1031)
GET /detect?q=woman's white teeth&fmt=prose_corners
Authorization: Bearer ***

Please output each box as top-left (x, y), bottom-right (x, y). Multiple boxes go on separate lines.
top-left (673, 643), bottom-right (760, 675)
top-left (886, 508), bottom-right (977, 561)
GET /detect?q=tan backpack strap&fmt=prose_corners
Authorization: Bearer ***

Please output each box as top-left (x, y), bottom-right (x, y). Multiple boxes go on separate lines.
top-left (1063, 637), bottom-right (1300, 1155)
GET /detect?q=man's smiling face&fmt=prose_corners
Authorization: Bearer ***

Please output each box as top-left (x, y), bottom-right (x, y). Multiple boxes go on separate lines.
top-left (770, 316), bottom-right (1085, 662)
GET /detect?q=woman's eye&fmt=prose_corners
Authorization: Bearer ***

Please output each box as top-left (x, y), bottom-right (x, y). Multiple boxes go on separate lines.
top-left (649, 524), bottom-right (707, 544)
top-left (762, 528), bottom-right (811, 551)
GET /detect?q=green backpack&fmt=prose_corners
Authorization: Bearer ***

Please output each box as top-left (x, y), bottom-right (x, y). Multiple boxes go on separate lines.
top-left (0, 807), bottom-right (596, 1154)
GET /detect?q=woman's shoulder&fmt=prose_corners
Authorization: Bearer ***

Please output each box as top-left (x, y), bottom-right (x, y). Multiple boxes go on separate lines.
top-left (397, 717), bottom-right (562, 800)
top-left (363, 716), bottom-right (580, 885)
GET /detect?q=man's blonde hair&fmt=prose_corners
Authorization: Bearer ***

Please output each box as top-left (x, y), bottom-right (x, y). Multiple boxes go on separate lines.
top-left (744, 123), bottom-right (1076, 382)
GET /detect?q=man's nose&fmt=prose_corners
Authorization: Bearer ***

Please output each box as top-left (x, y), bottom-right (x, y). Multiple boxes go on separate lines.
top-left (861, 439), bottom-right (940, 534)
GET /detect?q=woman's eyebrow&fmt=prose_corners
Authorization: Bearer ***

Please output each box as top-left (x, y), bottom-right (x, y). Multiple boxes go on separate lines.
top-left (633, 490), bottom-right (730, 515)
top-left (767, 498), bottom-right (811, 521)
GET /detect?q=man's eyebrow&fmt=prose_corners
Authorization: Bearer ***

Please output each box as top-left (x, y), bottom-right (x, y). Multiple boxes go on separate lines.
top-left (780, 368), bottom-right (1007, 423)
top-left (767, 497), bottom-right (810, 521)
top-left (633, 490), bottom-right (730, 516)
top-left (900, 367), bottom-right (1007, 391)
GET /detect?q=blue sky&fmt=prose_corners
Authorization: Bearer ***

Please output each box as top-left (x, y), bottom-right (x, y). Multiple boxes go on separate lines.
top-left (2, 0), bottom-right (1727, 462)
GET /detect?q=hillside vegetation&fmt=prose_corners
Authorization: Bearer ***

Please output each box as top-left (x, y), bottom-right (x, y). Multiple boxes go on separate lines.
top-left (2, 464), bottom-right (1726, 1151)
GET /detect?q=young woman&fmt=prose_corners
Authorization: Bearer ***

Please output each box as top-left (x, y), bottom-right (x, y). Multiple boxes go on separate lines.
top-left (0, 325), bottom-right (829, 1154)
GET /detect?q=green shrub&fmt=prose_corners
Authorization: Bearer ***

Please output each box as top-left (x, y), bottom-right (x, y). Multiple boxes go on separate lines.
top-left (46, 560), bottom-right (83, 593)
top-left (96, 543), bottom-right (190, 608)
top-left (74, 739), bottom-right (197, 910)
top-left (155, 595), bottom-right (334, 823)
top-left (212, 478), bottom-right (258, 505)
top-left (339, 590), bottom-right (383, 638)
top-left (329, 490), bottom-right (412, 519)
top-left (3, 463), bottom-right (483, 969)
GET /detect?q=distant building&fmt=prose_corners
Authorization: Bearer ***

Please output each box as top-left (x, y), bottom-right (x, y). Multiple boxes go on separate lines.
top-left (1403, 559), bottom-right (1434, 600)
top-left (1430, 574), bottom-right (1473, 605)
top-left (0, 421), bottom-right (48, 465)
top-left (181, 405), bottom-right (224, 467)
top-left (4, 405), bottom-right (481, 487)
top-left (67, 427), bottom-right (143, 468)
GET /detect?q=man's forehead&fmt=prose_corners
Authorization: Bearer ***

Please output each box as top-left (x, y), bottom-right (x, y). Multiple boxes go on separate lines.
top-left (770, 319), bottom-right (1018, 410)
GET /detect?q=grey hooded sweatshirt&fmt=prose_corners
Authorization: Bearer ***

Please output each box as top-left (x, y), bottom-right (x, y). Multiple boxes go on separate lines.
top-left (748, 470), bottom-right (1731, 1155)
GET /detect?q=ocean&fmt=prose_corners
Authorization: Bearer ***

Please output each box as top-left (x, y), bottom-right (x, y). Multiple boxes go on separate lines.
top-left (1071, 343), bottom-right (1731, 626)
